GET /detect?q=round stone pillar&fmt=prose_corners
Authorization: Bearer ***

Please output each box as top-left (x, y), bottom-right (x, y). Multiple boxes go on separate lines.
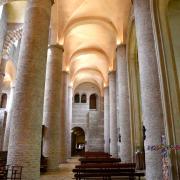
top-left (134, 0), bottom-right (164, 179)
top-left (7, 0), bottom-right (53, 179)
top-left (43, 44), bottom-right (63, 171)
top-left (109, 72), bottom-right (118, 157)
top-left (0, 59), bottom-right (6, 98)
top-left (59, 71), bottom-right (69, 163)
top-left (67, 86), bottom-right (73, 158)
top-left (3, 82), bottom-right (15, 151)
top-left (104, 87), bottom-right (110, 153)
top-left (116, 45), bottom-right (132, 162)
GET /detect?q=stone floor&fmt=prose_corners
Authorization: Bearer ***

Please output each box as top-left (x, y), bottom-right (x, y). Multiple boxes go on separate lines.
top-left (40, 157), bottom-right (146, 180)
top-left (40, 157), bottom-right (79, 180)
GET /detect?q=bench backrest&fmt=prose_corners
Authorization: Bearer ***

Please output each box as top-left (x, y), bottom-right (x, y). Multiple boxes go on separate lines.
top-left (81, 152), bottom-right (111, 157)
top-left (75, 163), bottom-right (136, 169)
top-left (79, 157), bottom-right (121, 164)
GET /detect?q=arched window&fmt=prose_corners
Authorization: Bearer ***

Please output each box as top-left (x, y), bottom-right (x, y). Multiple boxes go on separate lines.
top-left (81, 94), bottom-right (87, 103)
top-left (89, 94), bottom-right (97, 109)
top-left (0, 93), bottom-right (7, 108)
top-left (74, 94), bottom-right (80, 103)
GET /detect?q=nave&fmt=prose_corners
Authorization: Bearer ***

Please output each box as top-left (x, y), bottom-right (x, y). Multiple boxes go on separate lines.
top-left (0, 0), bottom-right (180, 180)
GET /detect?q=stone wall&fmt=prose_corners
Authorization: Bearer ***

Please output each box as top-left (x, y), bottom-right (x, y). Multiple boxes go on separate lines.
top-left (87, 110), bottom-right (104, 151)
top-left (72, 82), bottom-right (104, 152)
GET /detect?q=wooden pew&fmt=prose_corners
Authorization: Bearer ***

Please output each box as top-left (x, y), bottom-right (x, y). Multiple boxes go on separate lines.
top-left (0, 165), bottom-right (8, 179)
top-left (0, 151), bottom-right (23, 179)
top-left (75, 162), bottom-right (136, 169)
top-left (79, 157), bottom-right (121, 164)
top-left (0, 151), bottom-right (7, 166)
top-left (74, 171), bottom-right (145, 180)
top-left (73, 163), bottom-right (145, 180)
top-left (81, 151), bottom-right (111, 158)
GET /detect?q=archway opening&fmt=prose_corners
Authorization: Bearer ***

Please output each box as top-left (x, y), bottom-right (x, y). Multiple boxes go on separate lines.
top-left (74, 93), bottom-right (80, 103)
top-left (71, 127), bottom-right (85, 156)
top-left (0, 93), bottom-right (7, 108)
top-left (81, 94), bottom-right (87, 103)
top-left (89, 93), bottom-right (97, 109)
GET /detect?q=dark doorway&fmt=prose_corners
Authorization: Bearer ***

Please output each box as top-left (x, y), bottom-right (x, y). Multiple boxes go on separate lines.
top-left (71, 127), bottom-right (85, 156)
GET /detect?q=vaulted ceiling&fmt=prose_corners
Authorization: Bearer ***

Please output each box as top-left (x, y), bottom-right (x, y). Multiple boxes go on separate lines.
top-left (4, 0), bottom-right (132, 92)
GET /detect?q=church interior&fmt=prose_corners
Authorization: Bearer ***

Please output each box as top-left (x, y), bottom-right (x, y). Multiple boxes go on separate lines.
top-left (0, 0), bottom-right (180, 179)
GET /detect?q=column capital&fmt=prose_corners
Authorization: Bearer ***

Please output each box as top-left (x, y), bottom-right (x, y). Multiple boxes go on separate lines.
top-left (50, 0), bottom-right (55, 6)
top-left (48, 44), bottom-right (64, 51)
top-left (116, 44), bottom-right (126, 51)
top-left (10, 81), bottom-right (16, 89)
top-left (108, 70), bottom-right (116, 76)
top-left (104, 86), bottom-right (109, 90)
top-left (0, 72), bottom-right (5, 77)
top-left (62, 70), bottom-right (69, 75)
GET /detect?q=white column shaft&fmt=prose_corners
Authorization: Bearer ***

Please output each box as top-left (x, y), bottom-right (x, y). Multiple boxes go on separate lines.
top-left (104, 87), bottom-right (110, 153)
top-left (68, 86), bottom-right (73, 157)
top-left (109, 72), bottom-right (118, 157)
top-left (117, 45), bottom-right (132, 162)
top-left (134, 0), bottom-right (164, 179)
top-left (7, 1), bottom-right (52, 179)
top-left (43, 44), bottom-right (63, 171)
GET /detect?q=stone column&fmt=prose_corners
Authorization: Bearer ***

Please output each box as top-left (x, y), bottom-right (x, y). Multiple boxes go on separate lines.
top-left (109, 72), bottom-right (118, 157)
top-left (116, 45), bottom-right (132, 162)
top-left (104, 87), bottom-right (110, 153)
top-left (0, 59), bottom-right (6, 98)
top-left (3, 82), bottom-right (15, 151)
top-left (134, 0), bottom-right (164, 179)
top-left (68, 86), bottom-right (73, 158)
top-left (59, 71), bottom-right (69, 162)
top-left (7, 0), bottom-right (53, 179)
top-left (43, 44), bottom-right (63, 171)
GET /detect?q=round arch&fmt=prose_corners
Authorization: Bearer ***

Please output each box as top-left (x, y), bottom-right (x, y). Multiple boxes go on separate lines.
top-left (61, 16), bottom-right (118, 44)
top-left (71, 127), bottom-right (85, 156)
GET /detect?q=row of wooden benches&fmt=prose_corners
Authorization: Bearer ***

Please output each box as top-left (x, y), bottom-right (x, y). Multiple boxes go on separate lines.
top-left (73, 152), bottom-right (145, 180)
top-left (73, 163), bottom-right (145, 180)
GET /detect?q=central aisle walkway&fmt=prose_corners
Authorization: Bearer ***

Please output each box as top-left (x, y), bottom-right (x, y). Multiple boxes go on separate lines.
top-left (40, 157), bottom-right (80, 180)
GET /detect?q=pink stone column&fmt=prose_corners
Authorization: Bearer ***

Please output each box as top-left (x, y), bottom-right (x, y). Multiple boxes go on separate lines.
top-left (0, 59), bottom-right (6, 98)
top-left (43, 44), bottom-right (63, 171)
top-left (134, 0), bottom-right (164, 179)
top-left (67, 86), bottom-right (73, 158)
top-left (116, 45), bottom-right (132, 162)
top-left (59, 71), bottom-right (69, 163)
top-left (109, 72), bottom-right (118, 157)
top-left (104, 87), bottom-right (110, 153)
top-left (7, 0), bottom-right (53, 179)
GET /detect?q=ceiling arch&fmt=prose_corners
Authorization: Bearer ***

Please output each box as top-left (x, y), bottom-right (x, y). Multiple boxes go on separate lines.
top-left (61, 16), bottom-right (118, 44)
top-left (63, 23), bottom-right (117, 71)
top-left (69, 47), bottom-right (109, 65)
top-left (69, 54), bottom-right (108, 83)
top-left (72, 69), bottom-right (104, 93)
top-left (3, 59), bottom-right (16, 85)
top-left (2, 0), bottom-right (132, 90)
top-left (73, 78), bottom-right (103, 96)
top-left (71, 67), bottom-right (105, 83)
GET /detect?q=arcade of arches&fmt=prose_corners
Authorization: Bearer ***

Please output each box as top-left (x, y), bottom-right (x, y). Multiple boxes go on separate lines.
top-left (0, 0), bottom-right (179, 179)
